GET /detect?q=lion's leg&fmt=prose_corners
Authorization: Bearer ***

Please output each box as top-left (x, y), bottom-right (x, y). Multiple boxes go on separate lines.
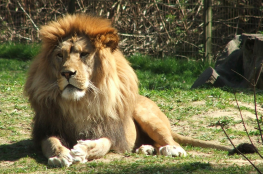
top-left (71, 137), bottom-right (112, 162)
top-left (41, 136), bottom-right (74, 167)
top-left (134, 96), bottom-right (186, 157)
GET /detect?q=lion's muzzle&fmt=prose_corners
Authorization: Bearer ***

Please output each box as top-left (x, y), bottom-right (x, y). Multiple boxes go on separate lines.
top-left (61, 70), bottom-right (77, 81)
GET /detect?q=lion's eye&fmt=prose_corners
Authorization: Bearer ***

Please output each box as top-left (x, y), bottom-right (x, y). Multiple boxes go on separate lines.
top-left (56, 53), bottom-right (63, 62)
top-left (57, 53), bottom-right (63, 58)
top-left (80, 52), bottom-right (89, 58)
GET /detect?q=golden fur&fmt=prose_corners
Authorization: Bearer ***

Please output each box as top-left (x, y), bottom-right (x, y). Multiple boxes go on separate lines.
top-left (25, 14), bottom-right (232, 167)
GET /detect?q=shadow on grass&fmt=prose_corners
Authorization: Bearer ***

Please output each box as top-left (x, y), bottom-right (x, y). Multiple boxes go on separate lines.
top-left (0, 139), bottom-right (46, 165)
top-left (76, 159), bottom-right (260, 174)
top-left (0, 140), bottom-right (261, 173)
top-left (104, 162), bottom-right (213, 174)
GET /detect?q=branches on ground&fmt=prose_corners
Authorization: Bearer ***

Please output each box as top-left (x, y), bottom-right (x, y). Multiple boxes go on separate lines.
top-left (220, 123), bottom-right (262, 174)
top-left (220, 65), bottom-right (263, 173)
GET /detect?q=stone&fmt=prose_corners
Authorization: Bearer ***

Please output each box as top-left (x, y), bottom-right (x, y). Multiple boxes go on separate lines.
top-left (191, 33), bottom-right (263, 89)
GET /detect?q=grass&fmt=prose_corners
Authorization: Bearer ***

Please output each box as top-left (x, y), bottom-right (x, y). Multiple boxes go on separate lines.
top-left (128, 54), bottom-right (209, 90)
top-left (0, 43), bottom-right (263, 173)
top-left (0, 43), bottom-right (40, 61)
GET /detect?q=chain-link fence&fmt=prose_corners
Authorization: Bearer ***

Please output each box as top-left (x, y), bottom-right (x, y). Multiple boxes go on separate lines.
top-left (0, 0), bottom-right (262, 60)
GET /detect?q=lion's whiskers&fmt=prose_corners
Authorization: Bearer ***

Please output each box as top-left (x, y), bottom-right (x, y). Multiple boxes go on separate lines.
top-left (87, 80), bottom-right (100, 95)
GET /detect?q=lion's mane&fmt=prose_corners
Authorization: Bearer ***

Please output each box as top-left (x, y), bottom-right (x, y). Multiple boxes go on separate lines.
top-left (25, 14), bottom-right (138, 151)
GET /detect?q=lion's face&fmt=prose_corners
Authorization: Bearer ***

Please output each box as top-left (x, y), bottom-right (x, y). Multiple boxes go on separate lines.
top-left (53, 35), bottom-right (96, 101)
top-left (25, 14), bottom-right (138, 122)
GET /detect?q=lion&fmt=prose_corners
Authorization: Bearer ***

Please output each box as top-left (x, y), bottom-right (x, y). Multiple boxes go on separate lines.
top-left (24, 14), bottom-right (240, 167)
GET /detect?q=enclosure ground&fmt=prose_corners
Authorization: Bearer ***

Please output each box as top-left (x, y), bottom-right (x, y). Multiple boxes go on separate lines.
top-left (1, 57), bottom-right (263, 173)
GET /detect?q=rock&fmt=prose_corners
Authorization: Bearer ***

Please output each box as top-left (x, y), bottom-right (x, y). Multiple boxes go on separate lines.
top-left (191, 66), bottom-right (225, 88)
top-left (192, 33), bottom-right (263, 89)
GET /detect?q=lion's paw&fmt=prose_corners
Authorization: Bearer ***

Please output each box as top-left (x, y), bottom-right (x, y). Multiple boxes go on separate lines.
top-left (159, 145), bottom-right (187, 157)
top-left (136, 145), bottom-right (156, 155)
top-left (48, 152), bottom-right (73, 167)
top-left (71, 142), bottom-right (88, 164)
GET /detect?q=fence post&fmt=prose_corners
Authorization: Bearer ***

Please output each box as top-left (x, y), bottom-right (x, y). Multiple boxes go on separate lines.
top-left (204, 0), bottom-right (212, 64)
top-left (68, 0), bottom-right (76, 14)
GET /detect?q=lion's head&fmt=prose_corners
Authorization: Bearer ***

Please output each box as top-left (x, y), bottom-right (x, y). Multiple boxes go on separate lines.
top-left (25, 14), bottom-right (138, 149)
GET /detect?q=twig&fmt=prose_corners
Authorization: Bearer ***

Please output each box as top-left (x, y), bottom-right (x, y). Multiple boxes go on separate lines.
top-left (16, 34), bottom-right (32, 41)
top-left (234, 93), bottom-right (263, 159)
top-left (17, 1), bottom-right (39, 31)
top-left (253, 65), bottom-right (263, 144)
top-left (187, 1), bottom-right (202, 30)
top-left (255, 64), bottom-right (263, 86)
top-left (58, 0), bottom-right (68, 12)
top-left (114, 0), bottom-right (122, 23)
top-left (119, 33), bottom-right (153, 38)
top-left (6, 0), bottom-right (15, 29)
top-left (153, 0), bottom-right (172, 41)
top-left (176, 0), bottom-right (187, 31)
top-left (214, 15), bottom-right (263, 23)
top-left (231, 69), bottom-right (253, 86)
top-left (232, 65), bottom-right (263, 144)
top-left (171, 54), bottom-right (189, 60)
top-left (253, 86), bottom-right (263, 144)
top-left (220, 123), bottom-right (262, 174)
top-left (76, 0), bottom-right (84, 11)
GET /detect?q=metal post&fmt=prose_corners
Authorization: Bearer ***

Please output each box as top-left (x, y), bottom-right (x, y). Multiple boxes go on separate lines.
top-left (204, 0), bottom-right (212, 64)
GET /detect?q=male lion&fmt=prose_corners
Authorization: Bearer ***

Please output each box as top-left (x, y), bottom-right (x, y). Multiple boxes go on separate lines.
top-left (25, 14), bottom-right (233, 167)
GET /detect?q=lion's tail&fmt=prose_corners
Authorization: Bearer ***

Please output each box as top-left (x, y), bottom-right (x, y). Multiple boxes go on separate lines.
top-left (172, 132), bottom-right (232, 151)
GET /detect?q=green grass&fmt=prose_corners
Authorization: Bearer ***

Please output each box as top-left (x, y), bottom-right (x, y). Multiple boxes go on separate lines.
top-left (0, 44), bottom-right (263, 173)
top-left (128, 54), bottom-right (210, 89)
top-left (0, 43), bottom-right (40, 61)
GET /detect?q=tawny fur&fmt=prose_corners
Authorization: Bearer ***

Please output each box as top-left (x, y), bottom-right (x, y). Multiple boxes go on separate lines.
top-left (25, 14), bottom-right (137, 151)
top-left (25, 14), bottom-right (233, 167)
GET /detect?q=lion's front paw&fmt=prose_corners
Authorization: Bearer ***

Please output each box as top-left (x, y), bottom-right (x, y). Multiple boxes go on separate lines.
top-left (71, 138), bottom-right (111, 161)
top-left (71, 141), bottom-right (89, 164)
top-left (136, 145), bottom-right (156, 155)
top-left (48, 150), bottom-right (74, 167)
top-left (159, 145), bottom-right (187, 157)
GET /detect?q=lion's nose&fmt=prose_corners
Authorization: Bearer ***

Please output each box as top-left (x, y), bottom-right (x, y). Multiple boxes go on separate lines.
top-left (61, 70), bottom-right (77, 80)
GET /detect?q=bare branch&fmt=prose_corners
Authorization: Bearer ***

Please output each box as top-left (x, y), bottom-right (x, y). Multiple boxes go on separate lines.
top-left (231, 69), bottom-right (253, 86)
top-left (220, 123), bottom-right (262, 174)
top-left (234, 93), bottom-right (263, 159)
top-left (153, 0), bottom-right (171, 41)
top-left (17, 1), bottom-right (39, 31)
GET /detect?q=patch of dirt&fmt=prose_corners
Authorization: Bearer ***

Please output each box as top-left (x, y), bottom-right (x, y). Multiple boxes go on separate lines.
top-left (95, 152), bottom-right (124, 163)
top-left (0, 137), bottom-right (10, 145)
top-left (170, 100), bottom-right (263, 167)
top-left (211, 159), bottom-right (263, 167)
top-left (188, 151), bottom-right (213, 157)
top-left (172, 100), bottom-right (261, 136)
top-left (192, 101), bottom-right (206, 106)
top-left (238, 102), bottom-right (263, 114)
top-left (225, 159), bottom-right (263, 166)
top-left (0, 161), bottom-right (15, 167)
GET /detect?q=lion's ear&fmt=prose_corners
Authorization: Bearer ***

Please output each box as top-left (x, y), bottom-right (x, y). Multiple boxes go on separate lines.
top-left (94, 31), bottom-right (119, 52)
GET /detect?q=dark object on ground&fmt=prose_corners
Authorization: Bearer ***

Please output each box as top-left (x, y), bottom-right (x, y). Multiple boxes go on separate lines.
top-left (228, 143), bottom-right (258, 155)
top-left (192, 33), bottom-right (263, 89)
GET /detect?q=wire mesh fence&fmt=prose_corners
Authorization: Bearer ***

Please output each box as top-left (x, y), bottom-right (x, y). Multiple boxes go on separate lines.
top-left (0, 0), bottom-right (262, 60)
top-left (212, 0), bottom-right (263, 58)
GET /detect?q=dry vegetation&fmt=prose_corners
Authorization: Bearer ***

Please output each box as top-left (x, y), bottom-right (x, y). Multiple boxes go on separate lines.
top-left (0, 0), bottom-right (262, 58)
